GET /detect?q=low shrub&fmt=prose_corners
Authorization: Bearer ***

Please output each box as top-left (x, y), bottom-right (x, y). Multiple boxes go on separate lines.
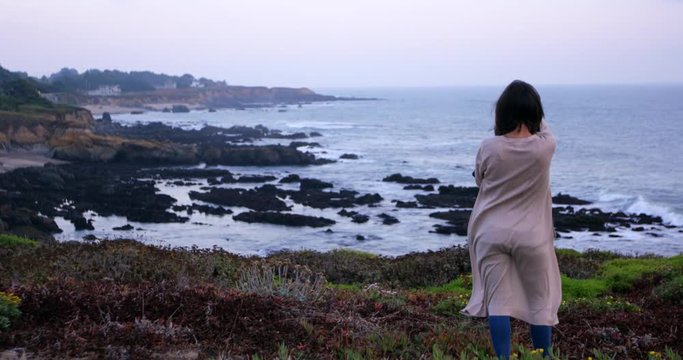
top-left (560, 275), bottom-right (607, 299)
top-left (0, 234), bottom-right (38, 247)
top-left (0, 291), bottom-right (21, 332)
top-left (237, 261), bottom-right (327, 302)
top-left (601, 255), bottom-right (683, 293)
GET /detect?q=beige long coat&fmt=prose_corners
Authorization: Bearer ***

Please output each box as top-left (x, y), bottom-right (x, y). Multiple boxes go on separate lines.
top-left (461, 122), bottom-right (561, 326)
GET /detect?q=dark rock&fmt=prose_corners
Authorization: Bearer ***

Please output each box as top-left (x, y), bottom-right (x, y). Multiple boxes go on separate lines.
top-left (633, 226), bottom-right (645, 232)
top-left (415, 186), bottom-right (478, 208)
top-left (340, 153), bottom-right (359, 160)
top-left (403, 184), bottom-right (435, 191)
top-left (190, 204), bottom-right (233, 216)
top-left (236, 175), bottom-right (277, 183)
top-left (101, 112), bottom-right (112, 121)
top-left (431, 225), bottom-right (465, 236)
top-left (300, 178), bottom-right (333, 190)
top-left (286, 189), bottom-right (358, 209)
top-left (207, 177), bottom-right (221, 186)
top-left (279, 174), bottom-right (301, 183)
top-left (338, 210), bottom-right (369, 224)
top-left (553, 193), bottom-right (592, 205)
top-left (264, 131), bottom-right (308, 140)
top-left (171, 104), bottom-right (191, 113)
top-left (393, 200), bottom-right (423, 208)
top-left (352, 214), bottom-right (370, 223)
top-left (71, 216), bottom-right (94, 231)
top-left (200, 144), bottom-right (332, 166)
top-left (208, 108), bottom-right (217, 113)
top-left (354, 193), bottom-right (383, 205)
top-left (113, 224), bottom-right (134, 231)
top-left (289, 141), bottom-right (321, 148)
top-left (378, 213), bottom-right (399, 225)
top-left (356, 235), bottom-right (366, 241)
top-left (383, 173), bottom-right (439, 184)
top-left (233, 211), bottom-right (335, 228)
top-left (189, 187), bottom-right (290, 212)
top-left (82, 234), bottom-right (98, 241)
top-left (139, 168), bottom-right (234, 180)
top-left (429, 210), bottom-right (471, 235)
top-left (325, 228), bottom-right (334, 233)
top-left (309, 132), bottom-right (323, 137)
top-left (131, 110), bottom-right (144, 115)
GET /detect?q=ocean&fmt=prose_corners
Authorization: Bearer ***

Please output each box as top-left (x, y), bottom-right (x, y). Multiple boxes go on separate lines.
top-left (54, 85), bottom-right (683, 256)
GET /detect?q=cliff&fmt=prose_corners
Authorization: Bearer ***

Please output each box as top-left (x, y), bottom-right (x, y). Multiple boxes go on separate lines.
top-left (51, 86), bottom-right (341, 112)
top-left (0, 108), bottom-right (94, 150)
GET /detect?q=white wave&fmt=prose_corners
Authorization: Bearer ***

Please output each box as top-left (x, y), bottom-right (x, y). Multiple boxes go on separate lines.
top-left (626, 196), bottom-right (683, 226)
top-left (594, 190), bottom-right (683, 226)
top-left (284, 121), bottom-right (355, 129)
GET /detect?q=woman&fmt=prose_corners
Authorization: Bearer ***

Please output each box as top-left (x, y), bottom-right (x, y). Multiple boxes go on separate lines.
top-left (461, 80), bottom-right (561, 359)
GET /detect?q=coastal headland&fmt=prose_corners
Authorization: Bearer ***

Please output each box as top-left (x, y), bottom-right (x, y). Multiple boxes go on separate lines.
top-left (1, 65), bottom-right (681, 359)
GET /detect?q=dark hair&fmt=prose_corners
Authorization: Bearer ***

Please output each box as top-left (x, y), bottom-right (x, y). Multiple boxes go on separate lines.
top-left (494, 80), bottom-right (544, 136)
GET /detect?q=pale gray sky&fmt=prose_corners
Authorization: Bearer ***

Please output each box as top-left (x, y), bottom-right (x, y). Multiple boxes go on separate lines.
top-left (0, 0), bottom-right (681, 87)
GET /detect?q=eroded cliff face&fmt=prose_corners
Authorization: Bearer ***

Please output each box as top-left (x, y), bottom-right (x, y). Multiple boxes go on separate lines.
top-left (0, 109), bottom-right (95, 150)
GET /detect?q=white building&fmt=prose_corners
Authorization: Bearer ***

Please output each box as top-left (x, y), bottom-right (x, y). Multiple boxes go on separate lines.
top-left (86, 85), bottom-right (121, 96)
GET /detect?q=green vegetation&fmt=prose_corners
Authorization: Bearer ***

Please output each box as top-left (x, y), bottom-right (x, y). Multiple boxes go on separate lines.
top-left (44, 67), bottom-right (226, 93)
top-left (0, 234), bottom-right (38, 248)
top-left (0, 291), bottom-right (21, 332)
top-left (0, 239), bottom-right (680, 358)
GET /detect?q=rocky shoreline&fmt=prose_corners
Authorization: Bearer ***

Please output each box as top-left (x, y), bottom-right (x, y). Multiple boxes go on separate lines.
top-left (0, 108), bottom-right (680, 254)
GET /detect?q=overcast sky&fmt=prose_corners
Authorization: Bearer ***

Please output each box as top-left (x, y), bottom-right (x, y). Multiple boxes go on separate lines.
top-left (0, 0), bottom-right (681, 87)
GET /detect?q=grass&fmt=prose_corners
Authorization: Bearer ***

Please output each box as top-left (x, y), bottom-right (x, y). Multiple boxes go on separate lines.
top-left (0, 239), bottom-right (681, 359)
top-left (0, 234), bottom-right (38, 248)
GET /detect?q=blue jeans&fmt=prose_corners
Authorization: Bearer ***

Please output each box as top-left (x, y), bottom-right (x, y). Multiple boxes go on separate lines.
top-left (489, 316), bottom-right (552, 359)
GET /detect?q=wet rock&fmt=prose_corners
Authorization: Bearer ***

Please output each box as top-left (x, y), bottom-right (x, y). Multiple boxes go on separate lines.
top-left (383, 173), bottom-right (439, 184)
top-left (415, 186), bottom-right (478, 208)
top-left (309, 132), bottom-right (323, 137)
top-left (101, 112), bottom-right (112, 121)
top-left (264, 131), bottom-right (308, 140)
top-left (392, 200), bottom-right (423, 208)
top-left (190, 204), bottom-right (233, 216)
top-left (71, 216), bottom-right (94, 231)
top-left (83, 234), bottom-right (98, 241)
top-left (354, 193), bottom-right (383, 205)
top-left (208, 108), bottom-right (217, 113)
top-left (279, 174), bottom-right (301, 183)
top-left (553, 193), bottom-right (592, 205)
top-left (171, 104), bottom-right (190, 113)
top-left (236, 175), bottom-right (277, 183)
top-left (200, 144), bottom-right (332, 166)
top-left (233, 211), bottom-right (335, 227)
top-left (378, 213), bottom-right (399, 225)
top-left (287, 189), bottom-right (358, 209)
top-left (139, 168), bottom-right (234, 180)
top-left (338, 209), bottom-right (369, 224)
top-left (289, 141), bottom-right (321, 148)
top-left (0, 164), bottom-right (188, 225)
top-left (429, 210), bottom-right (471, 235)
top-left (189, 187), bottom-right (290, 212)
top-left (113, 224), bottom-right (134, 231)
top-left (356, 235), bottom-right (366, 241)
top-left (300, 178), bottom-right (333, 190)
top-left (325, 228), bottom-right (334, 233)
top-left (340, 153), bottom-right (359, 160)
top-left (403, 184), bottom-right (435, 191)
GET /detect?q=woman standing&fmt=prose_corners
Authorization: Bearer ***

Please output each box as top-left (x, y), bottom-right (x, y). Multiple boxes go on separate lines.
top-left (461, 80), bottom-right (562, 359)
